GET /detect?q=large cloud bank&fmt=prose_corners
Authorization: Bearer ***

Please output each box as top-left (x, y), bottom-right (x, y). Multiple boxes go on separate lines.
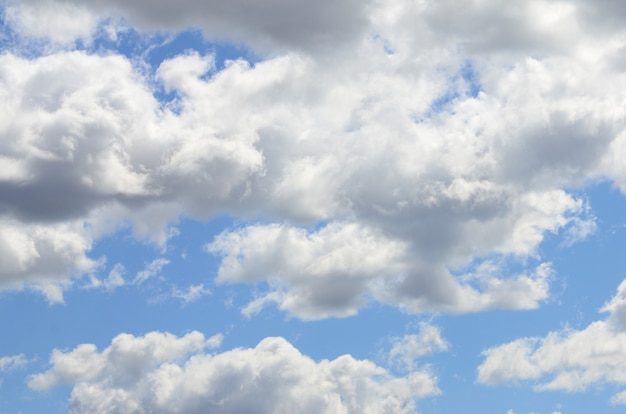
top-left (0, 0), bottom-right (624, 317)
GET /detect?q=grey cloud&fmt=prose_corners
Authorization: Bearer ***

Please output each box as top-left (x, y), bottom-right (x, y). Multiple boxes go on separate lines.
top-left (13, 0), bottom-right (372, 55)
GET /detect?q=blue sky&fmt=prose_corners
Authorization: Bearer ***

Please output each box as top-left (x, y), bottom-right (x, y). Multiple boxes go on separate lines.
top-left (2, 1), bottom-right (626, 413)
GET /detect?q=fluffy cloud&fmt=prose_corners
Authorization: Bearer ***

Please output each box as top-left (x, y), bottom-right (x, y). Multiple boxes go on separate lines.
top-left (0, 218), bottom-right (98, 302)
top-left (29, 331), bottom-right (219, 391)
top-left (30, 331), bottom-right (439, 413)
top-left (0, 0), bottom-right (625, 314)
top-left (477, 277), bottom-right (626, 404)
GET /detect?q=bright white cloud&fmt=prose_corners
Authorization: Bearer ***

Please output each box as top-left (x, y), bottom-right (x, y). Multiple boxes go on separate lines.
top-left (29, 330), bottom-right (219, 391)
top-left (0, 219), bottom-right (98, 302)
top-left (477, 276), bottom-right (626, 404)
top-left (30, 331), bottom-right (439, 414)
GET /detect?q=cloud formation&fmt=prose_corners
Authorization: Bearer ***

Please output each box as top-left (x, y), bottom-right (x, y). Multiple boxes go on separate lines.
top-left (477, 277), bottom-right (626, 405)
top-left (209, 222), bottom-right (555, 319)
top-left (0, 0), bottom-right (624, 317)
top-left (31, 331), bottom-right (439, 413)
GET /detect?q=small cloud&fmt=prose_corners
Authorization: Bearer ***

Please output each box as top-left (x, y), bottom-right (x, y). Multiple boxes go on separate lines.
top-left (0, 354), bottom-right (28, 372)
top-left (133, 258), bottom-right (170, 285)
top-left (32, 282), bottom-right (67, 305)
top-left (103, 263), bottom-right (126, 291)
top-left (612, 390), bottom-right (626, 405)
top-left (241, 292), bottom-right (282, 318)
top-left (87, 263), bottom-right (127, 291)
top-left (561, 216), bottom-right (597, 247)
top-left (387, 322), bottom-right (449, 371)
top-left (206, 333), bottom-right (224, 349)
top-left (172, 284), bottom-right (211, 304)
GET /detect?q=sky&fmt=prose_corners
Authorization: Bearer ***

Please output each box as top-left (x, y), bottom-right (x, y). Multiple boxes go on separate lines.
top-left (2, 0), bottom-right (626, 413)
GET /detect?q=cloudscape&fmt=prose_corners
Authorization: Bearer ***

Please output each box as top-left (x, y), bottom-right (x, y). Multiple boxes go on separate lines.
top-left (1, 1), bottom-right (626, 413)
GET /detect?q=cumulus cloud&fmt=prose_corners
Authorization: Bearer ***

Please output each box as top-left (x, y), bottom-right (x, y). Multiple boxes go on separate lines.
top-left (477, 276), bottom-right (626, 404)
top-left (0, 0), bottom-right (625, 313)
top-left (209, 221), bottom-right (556, 319)
top-left (208, 221), bottom-right (407, 319)
top-left (30, 331), bottom-right (438, 414)
top-left (29, 330), bottom-right (219, 391)
top-left (0, 219), bottom-right (98, 302)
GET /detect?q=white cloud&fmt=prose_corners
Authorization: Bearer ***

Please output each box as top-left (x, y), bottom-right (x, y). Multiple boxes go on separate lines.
top-left (133, 258), bottom-right (169, 285)
top-left (4, 1), bottom-right (98, 45)
top-left (209, 221), bottom-right (556, 319)
top-left (0, 219), bottom-right (98, 302)
top-left (388, 322), bottom-right (449, 371)
top-left (29, 330), bottom-right (218, 391)
top-left (477, 276), bottom-right (626, 404)
top-left (208, 222), bottom-right (406, 319)
top-left (103, 263), bottom-right (126, 291)
top-left (0, 354), bottom-right (27, 372)
top-left (171, 284), bottom-right (210, 304)
top-left (88, 263), bottom-right (126, 291)
top-left (30, 331), bottom-right (439, 414)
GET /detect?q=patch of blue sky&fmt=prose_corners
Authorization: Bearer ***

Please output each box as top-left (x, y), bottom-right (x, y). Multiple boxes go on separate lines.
top-left (414, 60), bottom-right (482, 123)
top-left (547, 182), bottom-right (626, 326)
top-left (71, 214), bottom-right (426, 385)
top-left (0, 7), bottom-right (47, 58)
top-left (0, 7), bottom-right (15, 47)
